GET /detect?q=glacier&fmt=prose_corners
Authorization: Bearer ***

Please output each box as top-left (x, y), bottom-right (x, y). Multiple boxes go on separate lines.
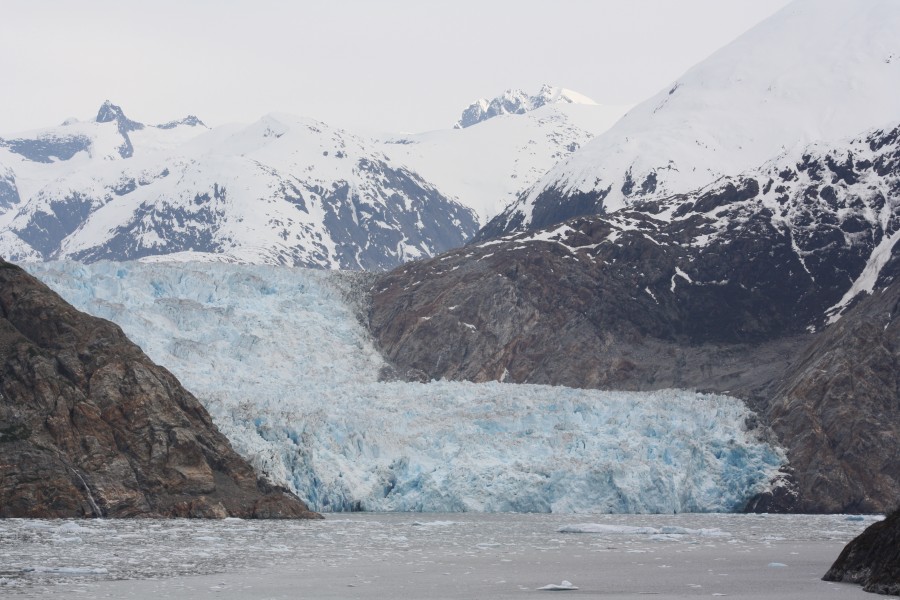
top-left (26, 261), bottom-right (785, 513)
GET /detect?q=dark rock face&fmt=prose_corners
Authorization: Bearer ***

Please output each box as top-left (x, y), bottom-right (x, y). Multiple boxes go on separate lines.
top-left (314, 161), bottom-right (479, 271)
top-left (823, 508), bottom-right (900, 595)
top-left (765, 257), bottom-right (900, 513)
top-left (369, 126), bottom-right (900, 513)
top-left (0, 135), bottom-right (92, 164)
top-left (0, 169), bottom-right (19, 211)
top-left (373, 212), bottom-right (815, 392)
top-left (95, 100), bottom-right (144, 158)
top-left (0, 259), bottom-right (320, 519)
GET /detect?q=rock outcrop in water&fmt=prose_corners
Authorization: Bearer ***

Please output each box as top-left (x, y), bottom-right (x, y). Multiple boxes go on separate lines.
top-left (823, 509), bottom-right (900, 595)
top-left (0, 259), bottom-right (320, 518)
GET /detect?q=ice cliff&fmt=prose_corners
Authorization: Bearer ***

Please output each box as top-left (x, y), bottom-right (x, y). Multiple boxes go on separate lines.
top-left (26, 261), bottom-right (785, 513)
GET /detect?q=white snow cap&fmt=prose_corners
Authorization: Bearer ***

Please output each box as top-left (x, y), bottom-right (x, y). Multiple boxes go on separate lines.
top-left (502, 0), bottom-right (900, 225)
top-left (454, 84), bottom-right (598, 129)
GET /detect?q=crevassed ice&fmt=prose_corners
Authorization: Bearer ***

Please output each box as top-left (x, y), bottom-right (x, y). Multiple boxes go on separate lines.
top-left (27, 261), bottom-right (785, 513)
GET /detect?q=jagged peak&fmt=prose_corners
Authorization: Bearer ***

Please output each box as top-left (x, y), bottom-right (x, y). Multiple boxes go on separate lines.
top-left (95, 100), bottom-right (144, 132)
top-left (454, 85), bottom-right (596, 129)
top-left (157, 115), bottom-right (207, 130)
top-left (95, 100), bottom-right (125, 123)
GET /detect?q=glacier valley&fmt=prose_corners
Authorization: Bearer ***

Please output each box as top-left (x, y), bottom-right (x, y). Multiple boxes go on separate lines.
top-left (26, 261), bottom-right (785, 513)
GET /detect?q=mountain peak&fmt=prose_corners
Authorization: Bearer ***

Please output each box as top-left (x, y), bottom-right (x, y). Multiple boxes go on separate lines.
top-left (157, 115), bottom-right (207, 130)
top-left (454, 85), bottom-right (597, 129)
top-left (95, 100), bottom-right (144, 132)
top-left (95, 100), bottom-right (125, 123)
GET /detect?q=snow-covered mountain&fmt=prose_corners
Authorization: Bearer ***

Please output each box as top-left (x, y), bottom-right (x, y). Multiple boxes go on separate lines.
top-left (483, 0), bottom-right (900, 237)
top-left (27, 260), bottom-right (785, 513)
top-left (454, 84), bottom-right (598, 129)
top-left (0, 89), bottom-right (624, 266)
top-left (383, 96), bottom-right (630, 222)
top-left (0, 103), bottom-right (478, 269)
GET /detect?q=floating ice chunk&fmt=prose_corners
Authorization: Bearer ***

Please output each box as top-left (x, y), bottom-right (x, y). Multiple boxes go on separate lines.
top-left (55, 522), bottom-right (91, 534)
top-left (659, 526), bottom-right (730, 537)
top-left (538, 580), bottom-right (579, 591)
top-left (22, 566), bottom-right (108, 575)
top-left (559, 524), bottom-right (729, 537)
top-left (767, 562), bottom-right (787, 567)
top-left (845, 515), bottom-right (865, 521)
top-left (559, 524), bottom-right (659, 535)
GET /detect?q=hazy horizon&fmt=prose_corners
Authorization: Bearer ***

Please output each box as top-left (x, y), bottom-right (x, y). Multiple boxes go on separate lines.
top-left (1, 0), bottom-right (790, 135)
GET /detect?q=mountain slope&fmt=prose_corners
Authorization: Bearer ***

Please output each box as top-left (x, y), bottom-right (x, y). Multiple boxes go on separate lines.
top-left (482, 0), bottom-right (900, 238)
top-left (765, 253), bottom-right (900, 513)
top-left (0, 259), bottom-right (319, 518)
top-left (0, 107), bottom-right (478, 269)
top-left (382, 100), bottom-right (630, 222)
top-left (368, 121), bottom-right (900, 513)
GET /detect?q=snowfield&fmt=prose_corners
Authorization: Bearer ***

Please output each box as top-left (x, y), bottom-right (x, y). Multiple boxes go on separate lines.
top-left (27, 261), bottom-right (785, 513)
top-left (490, 0), bottom-right (900, 233)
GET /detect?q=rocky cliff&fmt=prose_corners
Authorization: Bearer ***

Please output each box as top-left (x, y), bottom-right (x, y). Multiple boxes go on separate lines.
top-left (823, 508), bottom-right (900, 595)
top-left (0, 259), bottom-right (320, 518)
top-left (763, 256), bottom-right (900, 514)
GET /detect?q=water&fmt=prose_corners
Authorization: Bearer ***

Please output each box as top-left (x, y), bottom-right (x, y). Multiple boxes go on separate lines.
top-left (0, 513), bottom-right (878, 598)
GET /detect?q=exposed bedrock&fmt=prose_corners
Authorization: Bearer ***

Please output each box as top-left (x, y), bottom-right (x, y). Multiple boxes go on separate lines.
top-left (0, 259), bottom-right (320, 519)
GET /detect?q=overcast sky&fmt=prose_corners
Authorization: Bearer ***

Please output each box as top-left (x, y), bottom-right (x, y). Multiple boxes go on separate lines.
top-left (0, 0), bottom-right (791, 135)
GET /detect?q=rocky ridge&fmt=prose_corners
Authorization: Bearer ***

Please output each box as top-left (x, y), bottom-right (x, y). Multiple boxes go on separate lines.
top-left (0, 258), bottom-right (320, 518)
top-left (453, 84), bottom-right (596, 129)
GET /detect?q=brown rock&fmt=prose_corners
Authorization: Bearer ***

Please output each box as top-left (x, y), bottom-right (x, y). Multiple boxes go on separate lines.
top-left (765, 272), bottom-right (900, 513)
top-left (0, 259), bottom-right (320, 519)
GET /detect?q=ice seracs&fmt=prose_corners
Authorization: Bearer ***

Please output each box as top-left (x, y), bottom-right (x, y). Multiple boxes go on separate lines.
top-left (28, 260), bottom-right (786, 514)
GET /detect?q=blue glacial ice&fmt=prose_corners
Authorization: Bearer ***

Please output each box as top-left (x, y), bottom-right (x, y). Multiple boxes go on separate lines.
top-left (26, 261), bottom-right (786, 513)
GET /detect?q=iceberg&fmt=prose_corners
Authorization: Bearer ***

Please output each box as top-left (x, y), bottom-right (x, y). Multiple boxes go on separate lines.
top-left (26, 261), bottom-right (785, 513)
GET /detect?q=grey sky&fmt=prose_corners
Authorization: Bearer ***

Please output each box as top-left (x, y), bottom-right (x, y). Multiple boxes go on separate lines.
top-left (0, 0), bottom-right (791, 135)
